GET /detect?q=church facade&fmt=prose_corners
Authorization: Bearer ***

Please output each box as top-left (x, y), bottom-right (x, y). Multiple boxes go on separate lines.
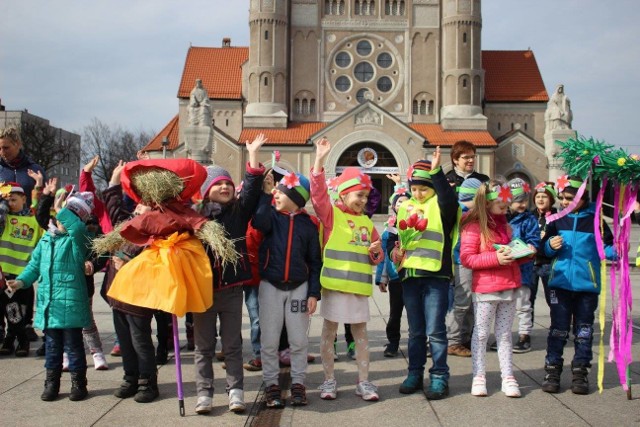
top-left (145, 0), bottom-right (552, 213)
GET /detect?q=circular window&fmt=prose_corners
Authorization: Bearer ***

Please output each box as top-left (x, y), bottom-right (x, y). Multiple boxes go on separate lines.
top-left (354, 62), bottom-right (374, 82)
top-left (356, 40), bottom-right (372, 56)
top-left (335, 51), bottom-right (351, 68)
top-left (377, 52), bottom-right (393, 68)
top-left (335, 76), bottom-right (351, 92)
top-left (356, 88), bottom-right (371, 104)
top-left (377, 76), bottom-right (393, 92)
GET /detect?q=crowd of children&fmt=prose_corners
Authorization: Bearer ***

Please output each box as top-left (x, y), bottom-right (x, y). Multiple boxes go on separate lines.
top-left (0, 125), bottom-right (618, 411)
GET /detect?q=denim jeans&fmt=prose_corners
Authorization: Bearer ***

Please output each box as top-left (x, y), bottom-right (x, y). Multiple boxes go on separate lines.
top-left (244, 285), bottom-right (261, 358)
top-left (45, 328), bottom-right (86, 372)
top-left (532, 264), bottom-right (552, 314)
top-left (545, 288), bottom-right (598, 367)
top-left (402, 277), bottom-right (450, 379)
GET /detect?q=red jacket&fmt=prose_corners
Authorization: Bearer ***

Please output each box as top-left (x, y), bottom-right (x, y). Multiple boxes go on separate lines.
top-left (460, 221), bottom-right (522, 294)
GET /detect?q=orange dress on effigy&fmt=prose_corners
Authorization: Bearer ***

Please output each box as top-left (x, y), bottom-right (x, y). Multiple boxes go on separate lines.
top-left (106, 159), bottom-right (213, 317)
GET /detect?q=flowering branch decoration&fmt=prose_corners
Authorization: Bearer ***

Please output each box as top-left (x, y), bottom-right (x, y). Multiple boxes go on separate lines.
top-left (397, 213), bottom-right (428, 249)
top-left (281, 172), bottom-right (300, 189)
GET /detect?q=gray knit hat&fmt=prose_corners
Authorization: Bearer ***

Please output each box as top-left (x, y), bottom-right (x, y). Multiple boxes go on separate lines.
top-left (507, 177), bottom-right (531, 202)
top-left (458, 178), bottom-right (482, 202)
top-left (200, 165), bottom-right (234, 198)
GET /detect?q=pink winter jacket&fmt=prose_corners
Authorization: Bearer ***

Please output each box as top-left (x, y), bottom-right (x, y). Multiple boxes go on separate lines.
top-left (460, 221), bottom-right (522, 294)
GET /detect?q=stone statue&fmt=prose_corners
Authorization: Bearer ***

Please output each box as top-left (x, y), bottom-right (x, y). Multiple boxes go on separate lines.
top-left (188, 79), bottom-right (212, 127)
top-left (544, 84), bottom-right (573, 133)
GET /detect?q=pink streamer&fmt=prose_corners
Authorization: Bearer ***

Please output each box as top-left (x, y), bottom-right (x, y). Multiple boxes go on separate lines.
top-left (608, 184), bottom-right (637, 391)
top-left (593, 177), bottom-right (607, 260)
top-left (546, 178), bottom-right (589, 224)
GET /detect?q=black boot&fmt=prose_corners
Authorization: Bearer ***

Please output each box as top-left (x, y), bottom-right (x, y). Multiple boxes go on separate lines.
top-left (0, 336), bottom-right (15, 356)
top-left (69, 370), bottom-right (88, 401)
top-left (114, 375), bottom-right (139, 398)
top-left (15, 338), bottom-right (30, 357)
top-left (35, 338), bottom-right (46, 357)
top-left (542, 364), bottom-right (562, 393)
top-left (571, 363), bottom-right (590, 395)
top-left (41, 369), bottom-right (62, 401)
top-left (134, 374), bottom-right (159, 403)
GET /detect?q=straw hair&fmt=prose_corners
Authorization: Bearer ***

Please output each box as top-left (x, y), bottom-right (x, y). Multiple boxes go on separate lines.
top-left (130, 168), bottom-right (185, 205)
top-left (195, 220), bottom-right (240, 268)
top-left (92, 223), bottom-right (127, 255)
top-left (460, 179), bottom-right (504, 248)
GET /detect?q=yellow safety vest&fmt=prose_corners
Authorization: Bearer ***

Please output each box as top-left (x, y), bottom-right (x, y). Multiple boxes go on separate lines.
top-left (636, 242), bottom-right (640, 268)
top-left (321, 207), bottom-right (374, 296)
top-left (0, 214), bottom-right (43, 275)
top-left (397, 196), bottom-right (445, 271)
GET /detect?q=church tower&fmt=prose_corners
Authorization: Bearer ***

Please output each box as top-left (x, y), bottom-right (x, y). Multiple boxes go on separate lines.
top-left (440, 0), bottom-right (487, 130)
top-left (244, 0), bottom-right (289, 128)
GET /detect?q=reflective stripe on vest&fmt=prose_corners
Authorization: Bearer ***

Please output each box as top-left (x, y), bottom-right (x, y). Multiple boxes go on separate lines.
top-left (321, 207), bottom-right (374, 296)
top-left (397, 196), bottom-right (445, 271)
top-left (0, 214), bottom-right (42, 275)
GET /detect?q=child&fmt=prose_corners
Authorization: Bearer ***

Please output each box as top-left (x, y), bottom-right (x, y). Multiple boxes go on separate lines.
top-left (8, 191), bottom-right (94, 402)
top-left (193, 134), bottom-right (266, 415)
top-left (506, 178), bottom-right (540, 354)
top-left (252, 171), bottom-right (322, 407)
top-left (311, 138), bottom-right (384, 402)
top-left (459, 180), bottom-right (525, 398)
top-left (391, 147), bottom-right (459, 400)
top-left (541, 176), bottom-right (616, 395)
top-left (446, 177), bottom-right (482, 358)
top-left (0, 182), bottom-right (43, 357)
top-left (531, 181), bottom-right (557, 308)
top-left (375, 186), bottom-right (409, 357)
top-left (100, 162), bottom-right (159, 404)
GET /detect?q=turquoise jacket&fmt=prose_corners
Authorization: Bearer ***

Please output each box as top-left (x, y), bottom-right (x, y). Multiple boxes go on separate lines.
top-left (17, 207), bottom-right (91, 330)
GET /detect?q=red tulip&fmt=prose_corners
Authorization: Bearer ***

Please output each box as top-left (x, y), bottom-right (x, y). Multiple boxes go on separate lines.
top-left (416, 218), bottom-right (428, 232)
top-left (398, 219), bottom-right (408, 230)
top-left (406, 213), bottom-right (418, 228)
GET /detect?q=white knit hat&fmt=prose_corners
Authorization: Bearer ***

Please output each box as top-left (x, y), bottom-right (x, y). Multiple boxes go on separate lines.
top-left (65, 191), bottom-right (94, 222)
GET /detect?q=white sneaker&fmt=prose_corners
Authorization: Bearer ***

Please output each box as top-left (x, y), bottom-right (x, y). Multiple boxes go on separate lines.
top-left (92, 352), bottom-right (109, 370)
top-left (471, 375), bottom-right (487, 396)
top-left (195, 396), bottom-right (212, 414)
top-left (228, 388), bottom-right (245, 412)
top-left (355, 381), bottom-right (379, 401)
top-left (318, 378), bottom-right (337, 400)
top-left (62, 352), bottom-right (69, 372)
top-left (502, 376), bottom-right (521, 398)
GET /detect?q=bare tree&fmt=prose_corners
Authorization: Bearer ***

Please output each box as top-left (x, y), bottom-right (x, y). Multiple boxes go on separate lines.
top-left (81, 118), bottom-right (153, 187)
top-left (19, 118), bottom-right (81, 173)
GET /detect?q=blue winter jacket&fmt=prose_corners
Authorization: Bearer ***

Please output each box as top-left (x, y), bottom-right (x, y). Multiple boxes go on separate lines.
top-left (375, 226), bottom-right (400, 284)
top-left (0, 150), bottom-right (46, 207)
top-left (453, 202), bottom-right (470, 265)
top-left (508, 210), bottom-right (540, 287)
top-left (252, 195), bottom-right (322, 300)
top-left (543, 203), bottom-right (616, 294)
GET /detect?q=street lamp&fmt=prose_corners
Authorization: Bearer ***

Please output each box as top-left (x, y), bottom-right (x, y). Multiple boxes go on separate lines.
top-left (162, 136), bottom-right (169, 159)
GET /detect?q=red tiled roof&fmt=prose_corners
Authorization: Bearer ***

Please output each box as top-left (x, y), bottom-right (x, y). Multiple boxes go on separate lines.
top-left (239, 122), bottom-right (327, 145)
top-left (143, 115), bottom-right (179, 151)
top-left (409, 124), bottom-right (497, 147)
top-left (178, 47), bottom-right (248, 99)
top-left (482, 50), bottom-right (548, 102)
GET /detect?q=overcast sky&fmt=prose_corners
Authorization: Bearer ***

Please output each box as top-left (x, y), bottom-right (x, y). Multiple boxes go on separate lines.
top-left (1, 0), bottom-right (638, 152)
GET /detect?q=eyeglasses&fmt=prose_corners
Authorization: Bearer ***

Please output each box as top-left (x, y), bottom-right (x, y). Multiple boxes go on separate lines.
top-left (458, 155), bottom-right (476, 161)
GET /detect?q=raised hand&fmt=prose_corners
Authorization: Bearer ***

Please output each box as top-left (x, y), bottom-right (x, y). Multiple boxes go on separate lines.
top-left (43, 177), bottom-right (58, 196)
top-left (110, 160), bottom-right (126, 185)
top-left (246, 133), bottom-right (267, 168)
top-left (313, 137), bottom-right (331, 172)
top-left (431, 146), bottom-right (442, 170)
top-left (27, 169), bottom-right (44, 187)
top-left (386, 173), bottom-right (401, 184)
top-left (83, 155), bottom-right (100, 173)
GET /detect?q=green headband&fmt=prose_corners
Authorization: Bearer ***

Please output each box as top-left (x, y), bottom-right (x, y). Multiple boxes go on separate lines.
top-left (458, 187), bottom-right (478, 195)
top-left (410, 169), bottom-right (432, 180)
top-left (295, 185), bottom-right (309, 200)
top-left (337, 177), bottom-right (363, 193)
